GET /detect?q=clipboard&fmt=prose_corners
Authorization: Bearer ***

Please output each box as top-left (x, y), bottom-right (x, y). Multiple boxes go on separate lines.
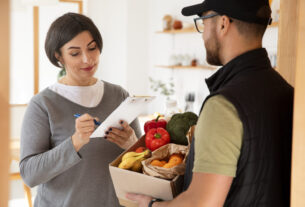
top-left (90, 96), bottom-right (155, 138)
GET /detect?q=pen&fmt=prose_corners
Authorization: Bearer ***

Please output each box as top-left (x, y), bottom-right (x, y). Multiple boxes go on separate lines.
top-left (74, 113), bottom-right (101, 126)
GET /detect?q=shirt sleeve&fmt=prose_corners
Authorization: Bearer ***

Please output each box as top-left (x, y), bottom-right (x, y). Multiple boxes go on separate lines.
top-left (193, 95), bottom-right (243, 177)
top-left (19, 99), bottom-right (82, 188)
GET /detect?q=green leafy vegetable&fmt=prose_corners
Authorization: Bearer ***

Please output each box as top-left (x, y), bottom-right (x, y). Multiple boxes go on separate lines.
top-left (166, 112), bottom-right (198, 145)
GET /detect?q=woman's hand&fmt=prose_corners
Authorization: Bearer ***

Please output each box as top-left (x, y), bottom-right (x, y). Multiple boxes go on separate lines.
top-left (72, 113), bottom-right (98, 152)
top-left (105, 120), bottom-right (138, 149)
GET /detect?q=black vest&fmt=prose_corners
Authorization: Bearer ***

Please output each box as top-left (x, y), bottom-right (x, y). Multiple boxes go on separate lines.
top-left (183, 48), bottom-right (293, 206)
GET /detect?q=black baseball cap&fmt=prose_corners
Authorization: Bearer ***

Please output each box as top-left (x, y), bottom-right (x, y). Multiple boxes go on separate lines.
top-left (182, 0), bottom-right (272, 25)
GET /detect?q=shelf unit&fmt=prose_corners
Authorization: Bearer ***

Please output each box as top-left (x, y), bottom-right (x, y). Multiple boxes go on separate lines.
top-left (155, 65), bottom-right (217, 70)
top-left (156, 21), bottom-right (279, 34)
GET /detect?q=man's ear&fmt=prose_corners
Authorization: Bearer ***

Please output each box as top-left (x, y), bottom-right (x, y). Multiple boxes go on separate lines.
top-left (219, 15), bottom-right (231, 36)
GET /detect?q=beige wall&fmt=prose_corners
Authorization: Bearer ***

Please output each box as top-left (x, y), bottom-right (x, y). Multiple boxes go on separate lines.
top-left (0, 0), bottom-right (10, 206)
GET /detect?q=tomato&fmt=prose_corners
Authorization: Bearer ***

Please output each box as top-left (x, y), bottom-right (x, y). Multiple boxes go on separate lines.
top-left (135, 146), bottom-right (146, 153)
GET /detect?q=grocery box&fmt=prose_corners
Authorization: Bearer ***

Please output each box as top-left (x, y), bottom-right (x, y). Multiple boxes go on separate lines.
top-left (109, 136), bottom-right (184, 207)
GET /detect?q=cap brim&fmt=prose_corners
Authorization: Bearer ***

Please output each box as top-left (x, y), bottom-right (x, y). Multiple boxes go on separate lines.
top-left (181, 2), bottom-right (209, 16)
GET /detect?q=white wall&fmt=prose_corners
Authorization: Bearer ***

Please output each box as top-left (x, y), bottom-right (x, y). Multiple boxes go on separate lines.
top-left (10, 1), bottom-right (34, 104)
top-left (87, 0), bottom-right (128, 88)
top-left (87, 0), bottom-right (150, 97)
top-left (125, 0), bottom-right (150, 96)
top-left (10, 106), bottom-right (26, 139)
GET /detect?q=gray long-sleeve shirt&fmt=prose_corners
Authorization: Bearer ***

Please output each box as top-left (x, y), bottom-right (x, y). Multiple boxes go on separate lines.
top-left (20, 81), bottom-right (142, 207)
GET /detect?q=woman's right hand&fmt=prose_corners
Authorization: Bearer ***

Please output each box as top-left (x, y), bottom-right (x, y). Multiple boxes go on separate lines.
top-left (72, 113), bottom-right (97, 152)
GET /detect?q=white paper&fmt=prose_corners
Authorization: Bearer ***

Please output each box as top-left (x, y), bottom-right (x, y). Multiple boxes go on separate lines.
top-left (90, 96), bottom-right (155, 138)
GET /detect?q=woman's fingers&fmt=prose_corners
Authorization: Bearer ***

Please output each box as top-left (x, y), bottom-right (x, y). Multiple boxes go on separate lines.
top-left (105, 120), bottom-right (138, 149)
top-left (106, 136), bottom-right (123, 146)
top-left (120, 120), bottom-right (133, 134)
top-left (78, 113), bottom-right (93, 121)
top-left (106, 130), bottom-right (125, 142)
top-left (74, 114), bottom-right (95, 139)
top-left (77, 121), bottom-right (95, 129)
top-left (108, 127), bottom-right (127, 138)
top-left (72, 113), bottom-right (99, 152)
top-left (107, 120), bottom-right (132, 137)
top-left (81, 126), bottom-right (95, 133)
top-left (76, 114), bottom-right (95, 128)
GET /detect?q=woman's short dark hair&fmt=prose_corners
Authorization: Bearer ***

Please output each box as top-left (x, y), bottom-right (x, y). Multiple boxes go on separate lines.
top-left (45, 12), bottom-right (103, 68)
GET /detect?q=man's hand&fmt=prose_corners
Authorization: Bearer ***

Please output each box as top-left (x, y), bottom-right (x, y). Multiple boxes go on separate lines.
top-left (126, 193), bottom-right (153, 207)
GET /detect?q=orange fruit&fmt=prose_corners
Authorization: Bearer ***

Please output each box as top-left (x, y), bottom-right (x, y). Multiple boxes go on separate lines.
top-left (151, 160), bottom-right (165, 167)
top-left (163, 163), bottom-right (176, 168)
top-left (168, 154), bottom-right (184, 165)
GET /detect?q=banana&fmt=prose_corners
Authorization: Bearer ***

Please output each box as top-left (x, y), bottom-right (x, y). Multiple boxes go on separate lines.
top-left (118, 149), bottom-right (152, 170)
top-left (121, 149), bottom-right (151, 161)
top-left (121, 151), bottom-right (145, 161)
top-left (131, 157), bottom-right (145, 172)
top-left (118, 154), bottom-right (145, 169)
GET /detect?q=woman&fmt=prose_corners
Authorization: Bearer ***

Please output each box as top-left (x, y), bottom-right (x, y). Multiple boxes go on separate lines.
top-left (20, 12), bottom-right (142, 207)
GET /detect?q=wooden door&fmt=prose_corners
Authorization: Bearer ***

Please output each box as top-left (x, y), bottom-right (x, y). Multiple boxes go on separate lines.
top-left (277, 0), bottom-right (305, 206)
top-left (0, 0), bottom-right (10, 206)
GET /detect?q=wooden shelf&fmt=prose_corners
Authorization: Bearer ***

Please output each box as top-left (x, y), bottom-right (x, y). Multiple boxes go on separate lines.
top-left (155, 65), bottom-right (217, 70)
top-left (269, 21), bottom-right (279, 27)
top-left (156, 27), bottom-right (197, 34)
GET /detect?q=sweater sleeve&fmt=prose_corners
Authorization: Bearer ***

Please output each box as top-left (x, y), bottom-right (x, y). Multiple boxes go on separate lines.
top-left (19, 98), bottom-right (82, 188)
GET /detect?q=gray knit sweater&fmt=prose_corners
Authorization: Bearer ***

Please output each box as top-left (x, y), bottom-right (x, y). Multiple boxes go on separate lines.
top-left (20, 81), bottom-right (142, 207)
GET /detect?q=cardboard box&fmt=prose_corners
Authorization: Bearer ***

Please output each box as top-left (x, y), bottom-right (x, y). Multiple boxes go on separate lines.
top-left (109, 136), bottom-right (184, 207)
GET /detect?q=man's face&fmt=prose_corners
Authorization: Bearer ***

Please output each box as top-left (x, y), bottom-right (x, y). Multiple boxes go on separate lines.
top-left (201, 12), bottom-right (222, 66)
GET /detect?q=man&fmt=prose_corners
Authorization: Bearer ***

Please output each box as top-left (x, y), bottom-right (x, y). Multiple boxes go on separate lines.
top-left (127, 0), bottom-right (293, 206)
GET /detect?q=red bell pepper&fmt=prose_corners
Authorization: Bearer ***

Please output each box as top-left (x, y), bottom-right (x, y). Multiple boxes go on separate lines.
top-left (145, 127), bottom-right (170, 151)
top-left (144, 115), bottom-right (167, 134)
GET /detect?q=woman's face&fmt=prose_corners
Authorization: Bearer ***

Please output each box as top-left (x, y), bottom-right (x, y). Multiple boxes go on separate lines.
top-left (56, 31), bottom-right (100, 85)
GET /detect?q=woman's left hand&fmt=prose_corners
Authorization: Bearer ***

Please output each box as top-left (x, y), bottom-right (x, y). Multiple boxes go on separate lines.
top-left (105, 120), bottom-right (138, 149)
